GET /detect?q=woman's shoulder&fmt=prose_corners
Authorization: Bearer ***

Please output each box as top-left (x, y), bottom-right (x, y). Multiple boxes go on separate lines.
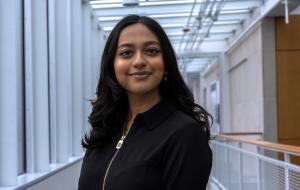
top-left (167, 108), bottom-right (201, 127)
top-left (161, 107), bottom-right (211, 160)
top-left (163, 108), bottom-right (207, 139)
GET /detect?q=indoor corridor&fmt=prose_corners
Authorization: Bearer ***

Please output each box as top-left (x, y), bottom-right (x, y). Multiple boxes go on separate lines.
top-left (1, 0), bottom-right (300, 189)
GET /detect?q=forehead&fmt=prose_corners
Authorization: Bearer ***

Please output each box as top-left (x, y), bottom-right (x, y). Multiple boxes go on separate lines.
top-left (118, 23), bottom-right (159, 45)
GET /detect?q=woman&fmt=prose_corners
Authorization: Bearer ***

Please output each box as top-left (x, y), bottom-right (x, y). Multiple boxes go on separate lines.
top-left (78, 15), bottom-right (212, 190)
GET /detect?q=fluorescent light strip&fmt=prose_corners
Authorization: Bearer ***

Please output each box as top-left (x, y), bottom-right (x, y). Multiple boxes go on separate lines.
top-left (97, 10), bottom-right (250, 21)
top-left (90, 0), bottom-right (196, 6)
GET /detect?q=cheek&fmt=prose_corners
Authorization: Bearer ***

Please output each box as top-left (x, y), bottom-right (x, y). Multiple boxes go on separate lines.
top-left (156, 60), bottom-right (165, 78)
top-left (114, 61), bottom-right (127, 85)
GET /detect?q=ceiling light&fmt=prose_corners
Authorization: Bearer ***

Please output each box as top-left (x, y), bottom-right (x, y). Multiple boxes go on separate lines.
top-left (182, 26), bottom-right (191, 33)
top-left (123, 0), bottom-right (139, 7)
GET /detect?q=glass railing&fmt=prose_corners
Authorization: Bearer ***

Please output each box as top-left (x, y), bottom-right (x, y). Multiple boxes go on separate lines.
top-left (208, 134), bottom-right (300, 190)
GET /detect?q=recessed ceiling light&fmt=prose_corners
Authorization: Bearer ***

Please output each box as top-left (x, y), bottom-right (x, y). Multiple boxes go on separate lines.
top-left (123, 0), bottom-right (139, 7)
top-left (182, 26), bottom-right (191, 33)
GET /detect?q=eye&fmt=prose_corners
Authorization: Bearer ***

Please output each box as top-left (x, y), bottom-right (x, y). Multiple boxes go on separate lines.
top-left (146, 48), bottom-right (161, 56)
top-left (119, 50), bottom-right (133, 58)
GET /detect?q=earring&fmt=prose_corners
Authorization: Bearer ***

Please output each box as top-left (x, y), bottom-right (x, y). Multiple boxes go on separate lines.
top-left (163, 72), bottom-right (168, 81)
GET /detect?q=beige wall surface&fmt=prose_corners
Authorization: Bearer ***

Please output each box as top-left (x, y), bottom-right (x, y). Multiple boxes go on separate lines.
top-left (261, 18), bottom-right (277, 143)
top-left (227, 25), bottom-right (264, 133)
top-left (200, 19), bottom-right (277, 139)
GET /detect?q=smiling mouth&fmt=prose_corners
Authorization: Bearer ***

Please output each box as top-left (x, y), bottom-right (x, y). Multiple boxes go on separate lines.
top-left (129, 71), bottom-right (152, 80)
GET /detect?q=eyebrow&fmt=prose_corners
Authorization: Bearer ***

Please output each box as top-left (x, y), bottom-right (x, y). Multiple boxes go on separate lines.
top-left (118, 40), bottom-right (160, 49)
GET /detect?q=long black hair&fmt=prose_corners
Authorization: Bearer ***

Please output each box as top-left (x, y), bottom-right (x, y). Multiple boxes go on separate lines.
top-left (82, 15), bottom-right (211, 150)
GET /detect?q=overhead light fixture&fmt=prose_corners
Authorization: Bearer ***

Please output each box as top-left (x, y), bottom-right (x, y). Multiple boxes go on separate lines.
top-left (182, 26), bottom-right (191, 33)
top-left (123, 0), bottom-right (139, 7)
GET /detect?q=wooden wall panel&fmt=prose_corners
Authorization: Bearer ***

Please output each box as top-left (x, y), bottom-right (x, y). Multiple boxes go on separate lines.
top-left (276, 16), bottom-right (300, 165)
top-left (277, 51), bottom-right (300, 139)
top-left (276, 16), bottom-right (300, 50)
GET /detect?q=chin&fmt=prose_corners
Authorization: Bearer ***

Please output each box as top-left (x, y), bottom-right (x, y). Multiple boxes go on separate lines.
top-left (127, 86), bottom-right (160, 96)
top-left (129, 89), bottom-right (152, 95)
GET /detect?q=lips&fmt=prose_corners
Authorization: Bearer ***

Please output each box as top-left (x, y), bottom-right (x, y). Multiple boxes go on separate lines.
top-left (129, 71), bottom-right (152, 80)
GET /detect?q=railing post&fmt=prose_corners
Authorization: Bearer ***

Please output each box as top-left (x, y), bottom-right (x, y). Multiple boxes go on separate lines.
top-left (256, 147), bottom-right (262, 190)
top-left (238, 142), bottom-right (244, 190)
top-left (217, 143), bottom-right (220, 183)
top-left (226, 141), bottom-right (230, 189)
top-left (284, 153), bottom-right (290, 190)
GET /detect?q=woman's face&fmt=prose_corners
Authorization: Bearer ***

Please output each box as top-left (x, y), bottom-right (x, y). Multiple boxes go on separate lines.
top-left (114, 23), bottom-right (164, 97)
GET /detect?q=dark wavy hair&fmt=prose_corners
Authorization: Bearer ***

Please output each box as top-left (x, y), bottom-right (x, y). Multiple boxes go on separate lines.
top-left (82, 15), bottom-right (211, 150)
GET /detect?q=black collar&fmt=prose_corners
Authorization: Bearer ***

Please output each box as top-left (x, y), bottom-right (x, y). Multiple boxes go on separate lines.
top-left (136, 99), bottom-right (177, 130)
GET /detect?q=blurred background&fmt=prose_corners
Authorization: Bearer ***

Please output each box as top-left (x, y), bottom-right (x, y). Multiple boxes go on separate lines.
top-left (1, 0), bottom-right (300, 189)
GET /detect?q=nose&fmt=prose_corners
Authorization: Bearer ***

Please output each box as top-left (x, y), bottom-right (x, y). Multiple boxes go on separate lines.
top-left (132, 51), bottom-right (146, 68)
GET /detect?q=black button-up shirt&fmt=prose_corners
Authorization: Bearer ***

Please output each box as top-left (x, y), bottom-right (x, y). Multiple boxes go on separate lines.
top-left (78, 100), bottom-right (212, 190)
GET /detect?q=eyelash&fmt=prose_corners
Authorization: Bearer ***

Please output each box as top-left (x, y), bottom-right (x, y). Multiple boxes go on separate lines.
top-left (119, 48), bottom-right (161, 58)
top-left (146, 48), bottom-right (161, 56)
top-left (119, 50), bottom-right (133, 58)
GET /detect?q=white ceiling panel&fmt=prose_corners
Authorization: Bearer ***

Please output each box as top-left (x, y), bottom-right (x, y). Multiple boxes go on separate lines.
top-left (90, 0), bottom-right (265, 72)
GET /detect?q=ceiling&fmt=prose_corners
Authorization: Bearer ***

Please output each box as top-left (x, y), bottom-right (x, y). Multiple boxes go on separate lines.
top-left (89, 0), bottom-right (265, 72)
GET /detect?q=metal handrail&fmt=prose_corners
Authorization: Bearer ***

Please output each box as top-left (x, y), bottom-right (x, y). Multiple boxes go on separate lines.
top-left (209, 134), bottom-right (300, 190)
top-left (214, 134), bottom-right (300, 157)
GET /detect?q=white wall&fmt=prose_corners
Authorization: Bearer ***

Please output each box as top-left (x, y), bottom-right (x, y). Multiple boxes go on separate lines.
top-left (200, 63), bottom-right (220, 108)
top-left (200, 62), bottom-right (220, 134)
top-left (25, 161), bottom-right (82, 190)
top-left (201, 18), bottom-right (277, 141)
top-left (186, 72), bottom-right (201, 105)
top-left (227, 24), bottom-right (264, 134)
top-left (225, 18), bottom-right (277, 140)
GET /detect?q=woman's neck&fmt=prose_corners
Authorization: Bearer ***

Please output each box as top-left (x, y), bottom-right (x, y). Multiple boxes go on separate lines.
top-left (127, 91), bottom-right (161, 121)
